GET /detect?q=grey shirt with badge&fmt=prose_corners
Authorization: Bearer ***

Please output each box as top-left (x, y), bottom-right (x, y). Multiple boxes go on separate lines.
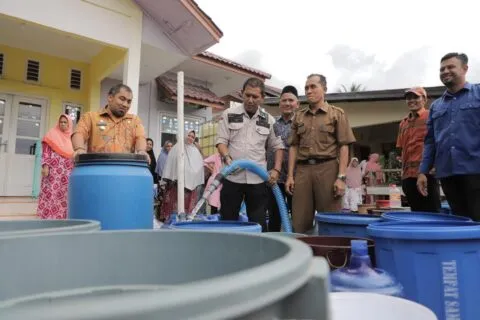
top-left (216, 104), bottom-right (285, 184)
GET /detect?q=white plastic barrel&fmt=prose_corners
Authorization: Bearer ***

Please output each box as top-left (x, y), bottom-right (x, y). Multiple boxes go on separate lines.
top-left (0, 220), bottom-right (100, 238)
top-left (330, 292), bottom-right (437, 320)
top-left (0, 230), bottom-right (329, 320)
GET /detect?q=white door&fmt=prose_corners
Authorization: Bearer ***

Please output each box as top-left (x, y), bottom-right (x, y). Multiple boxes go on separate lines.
top-left (0, 94), bottom-right (47, 196)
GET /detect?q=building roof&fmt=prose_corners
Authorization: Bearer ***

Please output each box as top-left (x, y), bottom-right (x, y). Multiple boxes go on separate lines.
top-left (265, 84), bottom-right (282, 96)
top-left (264, 86), bottom-right (447, 106)
top-left (156, 76), bottom-right (225, 109)
top-left (223, 85), bottom-right (282, 104)
top-left (195, 51), bottom-right (272, 79)
top-left (187, 0), bottom-right (223, 39)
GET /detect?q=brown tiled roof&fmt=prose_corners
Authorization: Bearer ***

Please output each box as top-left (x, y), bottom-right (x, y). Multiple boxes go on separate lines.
top-left (223, 85), bottom-right (280, 103)
top-left (265, 84), bottom-right (282, 96)
top-left (156, 76), bottom-right (225, 107)
top-left (197, 51), bottom-right (272, 79)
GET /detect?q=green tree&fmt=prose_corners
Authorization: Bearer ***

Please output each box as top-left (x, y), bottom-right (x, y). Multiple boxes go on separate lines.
top-left (338, 83), bottom-right (366, 92)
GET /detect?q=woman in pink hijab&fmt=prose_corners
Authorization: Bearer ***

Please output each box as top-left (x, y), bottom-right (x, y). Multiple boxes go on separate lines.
top-left (364, 153), bottom-right (384, 185)
top-left (343, 157), bottom-right (363, 212)
top-left (37, 114), bottom-right (74, 219)
top-left (363, 153), bottom-right (384, 205)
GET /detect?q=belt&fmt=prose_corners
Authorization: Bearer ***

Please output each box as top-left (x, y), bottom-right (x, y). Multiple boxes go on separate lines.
top-left (296, 158), bottom-right (336, 165)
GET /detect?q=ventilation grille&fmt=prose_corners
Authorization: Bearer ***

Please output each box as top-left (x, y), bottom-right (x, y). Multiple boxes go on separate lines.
top-left (0, 53), bottom-right (4, 76)
top-left (26, 60), bottom-right (40, 82)
top-left (70, 69), bottom-right (82, 90)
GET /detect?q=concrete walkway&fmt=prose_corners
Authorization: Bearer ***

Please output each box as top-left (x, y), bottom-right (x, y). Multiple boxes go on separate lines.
top-left (0, 197), bottom-right (38, 220)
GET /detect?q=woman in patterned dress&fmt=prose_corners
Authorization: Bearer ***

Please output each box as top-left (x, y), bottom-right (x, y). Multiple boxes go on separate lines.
top-left (37, 115), bottom-right (74, 219)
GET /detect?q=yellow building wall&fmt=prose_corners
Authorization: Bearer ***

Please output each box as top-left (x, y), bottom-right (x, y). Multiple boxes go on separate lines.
top-left (0, 44), bottom-right (90, 128)
top-left (88, 47), bottom-right (126, 111)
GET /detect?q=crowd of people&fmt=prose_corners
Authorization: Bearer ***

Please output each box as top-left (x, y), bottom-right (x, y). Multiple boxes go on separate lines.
top-left (36, 51), bottom-right (480, 232)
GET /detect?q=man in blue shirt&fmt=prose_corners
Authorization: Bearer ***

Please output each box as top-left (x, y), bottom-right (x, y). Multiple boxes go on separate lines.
top-left (266, 85), bottom-right (300, 231)
top-left (418, 52), bottom-right (480, 221)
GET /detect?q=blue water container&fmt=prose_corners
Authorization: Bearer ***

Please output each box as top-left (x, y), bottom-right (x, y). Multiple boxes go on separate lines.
top-left (382, 211), bottom-right (471, 222)
top-left (440, 201), bottom-right (452, 214)
top-left (68, 153), bottom-right (153, 230)
top-left (367, 221), bottom-right (480, 320)
top-left (168, 221), bottom-right (261, 233)
top-left (330, 240), bottom-right (403, 297)
top-left (315, 213), bottom-right (381, 238)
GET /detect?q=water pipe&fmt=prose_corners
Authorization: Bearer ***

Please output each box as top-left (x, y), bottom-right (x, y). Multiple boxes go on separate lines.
top-left (190, 159), bottom-right (293, 233)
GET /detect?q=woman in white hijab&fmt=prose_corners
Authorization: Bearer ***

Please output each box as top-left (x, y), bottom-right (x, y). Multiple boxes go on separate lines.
top-left (160, 130), bottom-right (204, 219)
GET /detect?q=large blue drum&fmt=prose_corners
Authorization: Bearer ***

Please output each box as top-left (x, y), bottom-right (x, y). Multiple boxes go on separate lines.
top-left (68, 153), bottom-right (153, 230)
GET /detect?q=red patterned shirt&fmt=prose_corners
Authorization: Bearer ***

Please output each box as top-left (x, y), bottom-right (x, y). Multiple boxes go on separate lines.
top-left (396, 108), bottom-right (429, 179)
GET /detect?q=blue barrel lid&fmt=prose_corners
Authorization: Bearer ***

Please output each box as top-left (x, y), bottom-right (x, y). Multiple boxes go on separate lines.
top-left (367, 221), bottom-right (480, 240)
top-left (169, 221), bottom-right (261, 231)
top-left (315, 213), bottom-right (381, 226)
top-left (382, 211), bottom-right (471, 222)
top-left (75, 153), bottom-right (148, 164)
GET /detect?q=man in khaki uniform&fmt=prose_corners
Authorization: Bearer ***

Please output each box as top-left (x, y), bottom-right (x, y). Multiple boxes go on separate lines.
top-left (72, 84), bottom-right (148, 161)
top-left (216, 77), bottom-right (285, 232)
top-left (286, 74), bottom-right (356, 233)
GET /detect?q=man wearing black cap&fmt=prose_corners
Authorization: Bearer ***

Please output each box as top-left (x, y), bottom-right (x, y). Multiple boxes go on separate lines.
top-left (266, 85), bottom-right (300, 231)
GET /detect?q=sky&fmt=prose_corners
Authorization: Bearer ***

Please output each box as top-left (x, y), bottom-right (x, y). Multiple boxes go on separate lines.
top-left (196, 0), bottom-right (480, 95)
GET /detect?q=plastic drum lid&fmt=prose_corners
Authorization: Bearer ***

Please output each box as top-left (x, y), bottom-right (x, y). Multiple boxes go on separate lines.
top-left (367, 221), bottom-right (480, 240)
top-left (169, 221), bottom-right (261, 230)
top-left (330, 292), bottom-right (437, 320)
top-left (75, 153), bottom-right (148, 164)
top-left (315, 213), bottom-right (382, 226)
top-left (382, 211), bottom-right (471, 222)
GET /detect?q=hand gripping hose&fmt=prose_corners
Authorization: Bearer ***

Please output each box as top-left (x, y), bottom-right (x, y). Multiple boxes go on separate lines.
top-left (190, 159), bottom-right (293, 233)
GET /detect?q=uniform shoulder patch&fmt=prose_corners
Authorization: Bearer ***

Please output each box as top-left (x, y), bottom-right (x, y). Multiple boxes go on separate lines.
top-left (227, 113), bottom-right (243, 123)
top-left (330, 104), bottom-right (345, 114)
top-left (256, 117), bottom-right (270, 129)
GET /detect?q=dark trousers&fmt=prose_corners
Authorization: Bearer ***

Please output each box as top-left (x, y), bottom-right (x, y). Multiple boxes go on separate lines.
top-left (402, 176), bottom-right (441, 212)
top-left (440, 174), bottom-right (480, 221)
top-left (267, 183), bottom-right (292, 232)
top-left (220, 179), bottom-right (268, 231)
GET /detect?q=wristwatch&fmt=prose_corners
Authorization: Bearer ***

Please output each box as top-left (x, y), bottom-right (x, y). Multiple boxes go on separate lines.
top-left (337, 174), bottom-right (346, 182)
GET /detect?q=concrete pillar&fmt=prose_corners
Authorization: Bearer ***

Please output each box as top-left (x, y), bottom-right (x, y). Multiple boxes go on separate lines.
top-left (123, 13), bottom-right (143, 115)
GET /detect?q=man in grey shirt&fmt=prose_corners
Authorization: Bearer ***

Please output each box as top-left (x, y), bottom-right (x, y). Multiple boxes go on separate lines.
top-left (216, 77), bottom-right (285, 231)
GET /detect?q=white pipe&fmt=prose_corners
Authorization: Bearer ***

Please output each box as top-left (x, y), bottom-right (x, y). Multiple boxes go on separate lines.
top-left (177, 71), bottom-right (185, 214)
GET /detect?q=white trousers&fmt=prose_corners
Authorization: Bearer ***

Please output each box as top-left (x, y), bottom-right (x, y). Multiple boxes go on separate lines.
top-left (343, 187), bottom-right (363, 211)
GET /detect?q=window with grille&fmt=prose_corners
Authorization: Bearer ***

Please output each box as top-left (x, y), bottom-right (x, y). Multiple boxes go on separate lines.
top-left (26, 60), bottom-right (40, 82)
top-left (70, 69), bottom-right (82, 90)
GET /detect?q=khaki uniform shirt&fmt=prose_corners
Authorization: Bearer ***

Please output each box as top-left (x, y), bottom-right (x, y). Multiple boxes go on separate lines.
top-left (74, 107), bottom-right (146, 153)
top-left (216, 104), bottom-right (285, 184)
top-left (288, 102), bottom-right (356, 160)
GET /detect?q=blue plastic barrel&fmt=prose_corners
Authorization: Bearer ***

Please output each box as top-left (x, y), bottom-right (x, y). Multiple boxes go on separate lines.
top-left (367, 221), bottom-right (480, 320)
top-left (168, 221), bottom-right (261, 233)
top-left (68, 153), bottom-right (153, 230)
top-left (440, 201), bottom-right (451, 214)
top-left (382, 211), bottom-right (471, 222)
top-left (315, 213), bottom-right (382, 238)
